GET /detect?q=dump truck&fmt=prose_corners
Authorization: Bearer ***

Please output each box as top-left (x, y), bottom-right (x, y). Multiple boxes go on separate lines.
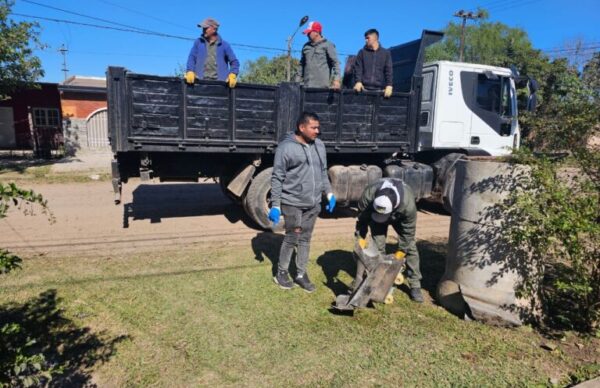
top-left (107, 30), bottom-right (536, 228)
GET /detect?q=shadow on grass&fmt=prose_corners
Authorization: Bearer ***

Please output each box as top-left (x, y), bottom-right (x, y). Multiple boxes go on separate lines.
top-left (250, 232), bottom-right (284, 276)
top-left (0, 157), bottom-right (57, 174)
top-left (315, 240), bottom-right (448, 301)
top-left (0, 289), bottom-right (129, 387)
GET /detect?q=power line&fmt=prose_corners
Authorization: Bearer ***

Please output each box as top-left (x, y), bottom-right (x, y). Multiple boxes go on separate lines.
top-left (94, 0), bottom-right (193, 32)
top-left (10, 13), bottom-right (293, 54)
top-left (12, 12), bottom-right (354, 58)
top-left (487, 0), bottom-right (542, 13)
top-left (21, 0), bottom-right (157, 35)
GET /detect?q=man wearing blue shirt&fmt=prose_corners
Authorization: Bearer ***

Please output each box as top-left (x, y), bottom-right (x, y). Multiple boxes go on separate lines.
top-left (185, 17), bottom-right (239, 88)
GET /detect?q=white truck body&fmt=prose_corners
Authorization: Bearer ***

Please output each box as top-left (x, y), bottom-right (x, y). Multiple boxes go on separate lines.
top-left (419, 61), bottom-right (519, 157)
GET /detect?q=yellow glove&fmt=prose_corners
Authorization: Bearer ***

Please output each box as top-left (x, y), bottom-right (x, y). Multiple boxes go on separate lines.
top-left (353, 82), bottom-right (364, 92)
top-left (185, 71), bottom-right (195, 84)
top-left (384, 85), bottom-right (393, 98)
top-left (358, 238), bottom-right (367, 249)
top-left (394, 250), bottom-right (406, 260)
top-left (227, 73), bottom-right (237, 88)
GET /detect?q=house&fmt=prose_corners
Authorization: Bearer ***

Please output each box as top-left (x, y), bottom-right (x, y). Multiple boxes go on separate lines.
top-left (58, 76), bottom-right (109, 151)
top-left (0, 83), bottom-right (63, 156)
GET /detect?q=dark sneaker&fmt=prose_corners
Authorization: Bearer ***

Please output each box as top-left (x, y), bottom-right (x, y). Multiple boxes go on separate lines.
top-left (273, 269), bottom-right (293, 290)
top-left (295, 273), bottom-right (316, 293)
top-left (409, 287), bottom-right (424, 303)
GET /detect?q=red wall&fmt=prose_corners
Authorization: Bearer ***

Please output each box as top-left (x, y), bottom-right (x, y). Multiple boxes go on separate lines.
top-left (0, 83), bottom-right (62, 148)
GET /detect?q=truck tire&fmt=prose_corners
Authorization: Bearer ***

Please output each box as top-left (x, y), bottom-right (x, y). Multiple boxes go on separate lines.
top-left (433, 153), bottom-right (466, 214)
top-left (442, 167), bottom-right (457, 214)
top-left (243, 167), bottom-right (284, 231)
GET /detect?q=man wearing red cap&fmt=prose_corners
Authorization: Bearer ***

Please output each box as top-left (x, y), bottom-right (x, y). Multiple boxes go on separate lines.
top-left (300, 21), bottom-right (341, 89)
top-left (354, 178), bottom-right (424, 303)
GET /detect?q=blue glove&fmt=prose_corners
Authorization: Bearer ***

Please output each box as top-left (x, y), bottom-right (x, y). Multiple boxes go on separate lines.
top-left (326, 193), bottom-right (336, 213)
top-left (268, 207), bottom-right (281, 225)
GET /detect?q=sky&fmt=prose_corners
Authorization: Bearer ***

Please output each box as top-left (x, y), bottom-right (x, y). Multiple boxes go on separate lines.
top-left (8, 0), bottom-right (600, 83)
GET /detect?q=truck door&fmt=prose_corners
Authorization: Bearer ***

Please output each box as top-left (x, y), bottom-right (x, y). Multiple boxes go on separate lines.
top-left (461, 72), bottom-right (517, 155)
top-left (418, 68), bottom-right (436, 150)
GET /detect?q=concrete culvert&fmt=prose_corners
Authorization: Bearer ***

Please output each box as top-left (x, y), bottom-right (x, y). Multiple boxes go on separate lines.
top-left (437, 159), bottom-right (537, 326)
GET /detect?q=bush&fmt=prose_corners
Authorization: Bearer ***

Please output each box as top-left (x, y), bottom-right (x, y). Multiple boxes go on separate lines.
top-left (503, 150), bottom-right (599, 334)
top-left (1, 182), bottom-right (56, 386)
top-left (501, 46), bottom-right (600, 335)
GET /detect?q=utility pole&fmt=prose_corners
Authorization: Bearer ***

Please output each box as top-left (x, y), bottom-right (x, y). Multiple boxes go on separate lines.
top-left (453, 10), bottom-right (483, 62)
top-left (59, 44), bottom-right (69, 81)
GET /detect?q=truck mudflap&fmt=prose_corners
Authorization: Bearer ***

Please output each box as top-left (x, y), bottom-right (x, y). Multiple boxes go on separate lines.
top-left (334, 237), bottom-right (406, 311)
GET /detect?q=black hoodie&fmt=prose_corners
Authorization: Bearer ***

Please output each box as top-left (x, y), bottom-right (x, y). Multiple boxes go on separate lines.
top-left (353, 45), bottom-right (393, 89)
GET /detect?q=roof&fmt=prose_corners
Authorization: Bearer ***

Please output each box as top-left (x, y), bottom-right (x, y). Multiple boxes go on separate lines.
top-left (58, 76), bottom-right (106, 94)
top-left (62, 76), bottom-right (106, 88)
top-left (424, 61), bottom-right (512, 76)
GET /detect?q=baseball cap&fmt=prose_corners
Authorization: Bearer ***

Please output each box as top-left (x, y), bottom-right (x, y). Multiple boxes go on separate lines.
top-left (198, 17), bottom-right (220, 29)
top-left (303, 21), bottom-right (322, 35)
top-left (370, 181), bottom-right (403, 223)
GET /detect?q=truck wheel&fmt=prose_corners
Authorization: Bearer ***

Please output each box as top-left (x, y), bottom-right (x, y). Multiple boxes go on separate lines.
top-left (243, 167), bottom-right (284, 231)
top-left (435, 153), bottom-right (466, 214)
top-left (442, 167), bottom-right (457, 214)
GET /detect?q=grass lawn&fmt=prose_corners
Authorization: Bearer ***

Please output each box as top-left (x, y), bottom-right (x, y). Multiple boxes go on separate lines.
top-left (1, 236), bottom-right (597, 386)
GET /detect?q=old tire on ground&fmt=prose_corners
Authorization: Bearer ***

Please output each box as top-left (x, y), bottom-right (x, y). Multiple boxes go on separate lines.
top-left (243, 167), bottom-right (284, 231)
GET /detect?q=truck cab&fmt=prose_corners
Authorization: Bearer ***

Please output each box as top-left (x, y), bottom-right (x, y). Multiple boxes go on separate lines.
top-left (419, 61), bottom-right (519, 156)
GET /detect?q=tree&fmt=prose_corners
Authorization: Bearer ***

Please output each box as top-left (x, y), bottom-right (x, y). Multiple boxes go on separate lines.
top-left (239, 55), bottom-right (299, 85)
top-left (582, 52), bottom-right (600, 96)
top-left (0, 0), bottom-right (45, 98)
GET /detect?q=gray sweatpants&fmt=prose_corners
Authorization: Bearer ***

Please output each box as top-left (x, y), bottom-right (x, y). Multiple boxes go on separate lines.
top-left (277, 203), bottom-right (321, 276)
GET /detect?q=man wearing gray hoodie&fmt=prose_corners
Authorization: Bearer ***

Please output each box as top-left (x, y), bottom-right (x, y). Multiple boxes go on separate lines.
top-left (269, 111), bottom-right (336, 292)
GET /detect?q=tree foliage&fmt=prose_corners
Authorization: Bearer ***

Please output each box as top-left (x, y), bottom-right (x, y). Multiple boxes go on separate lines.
top-left (1, 183), bottom-right (55, 386)
top-left (239, 54), bottom-right (299, 85)
top-left (0, 0), bottom-right (44, 98)
top-left (507, 54), bottom-right (598, 333)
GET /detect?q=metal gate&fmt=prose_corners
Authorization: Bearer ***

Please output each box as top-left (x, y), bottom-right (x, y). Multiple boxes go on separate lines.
top-left (86, 108), bottom-right (109, 148)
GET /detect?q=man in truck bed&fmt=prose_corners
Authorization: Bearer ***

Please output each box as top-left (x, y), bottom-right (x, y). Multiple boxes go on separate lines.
top-left (352, 28), bottom-right (393, 98)
top-left (185, 17), bottom-right (239, 87)
top-left (300, 21), bottom-right (341, 89)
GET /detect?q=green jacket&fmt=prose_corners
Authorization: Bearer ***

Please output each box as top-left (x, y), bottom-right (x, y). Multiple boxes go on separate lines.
top-left (300, 38), bottom-right (341, 88)
top-left (355, 178), bottom-right (417, 250)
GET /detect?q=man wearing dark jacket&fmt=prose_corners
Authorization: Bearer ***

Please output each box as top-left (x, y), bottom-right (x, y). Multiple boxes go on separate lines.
top-left (355, 178), bottom-right (424, 303)
top-left (269, 112), bottom-right (336, 292)
top-left (353, 29), bottom-right (393, 98)
top-left (185, 17), bottom-right (239, 88)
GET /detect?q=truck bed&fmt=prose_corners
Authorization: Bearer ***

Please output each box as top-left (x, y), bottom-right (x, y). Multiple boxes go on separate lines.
top-left (107, 68), bottom-right (417, 155)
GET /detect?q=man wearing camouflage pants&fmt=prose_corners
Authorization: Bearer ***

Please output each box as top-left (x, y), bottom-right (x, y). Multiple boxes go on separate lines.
top-left (354, 178), bottom-right (424, 303)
